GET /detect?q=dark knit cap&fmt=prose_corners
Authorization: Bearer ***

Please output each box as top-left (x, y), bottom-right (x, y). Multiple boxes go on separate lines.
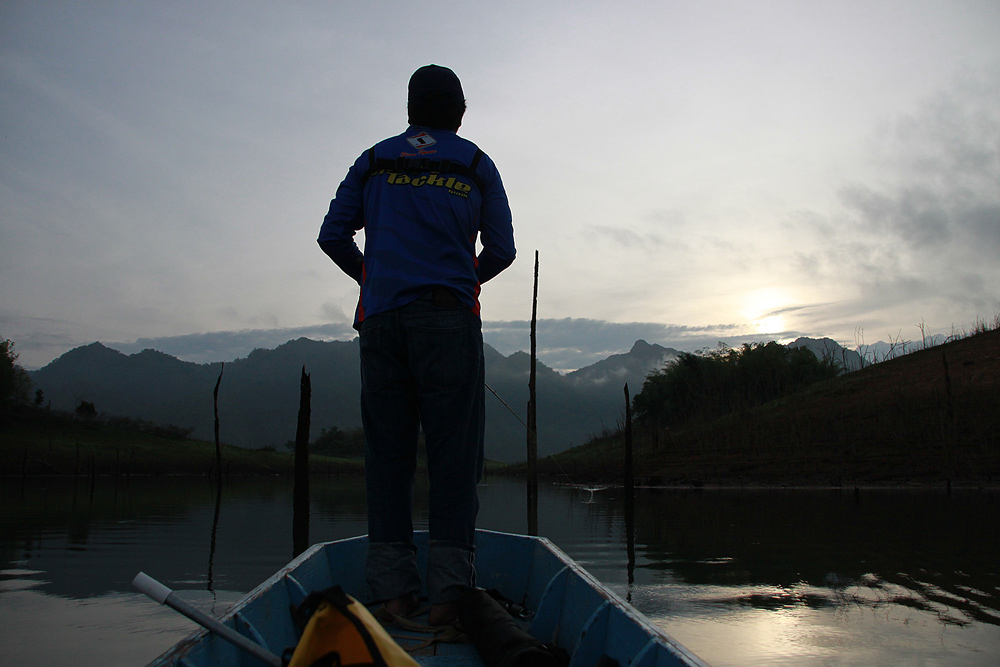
top-left (408, 65), bottom-right (465, 105)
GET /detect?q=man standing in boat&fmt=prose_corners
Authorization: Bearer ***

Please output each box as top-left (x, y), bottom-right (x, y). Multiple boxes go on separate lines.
top-left (318, 65), bottom-right (515, 626)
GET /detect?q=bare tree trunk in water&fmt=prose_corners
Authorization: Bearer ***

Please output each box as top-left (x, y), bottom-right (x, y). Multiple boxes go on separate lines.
top-left (624, 383), bottom-right (635, 590)
top-left (293, 366), bottom-right (311, 557)
top-left (213, 363), bottom-right (224, 487)
top-left (527, 251), bottom-right (539, 536)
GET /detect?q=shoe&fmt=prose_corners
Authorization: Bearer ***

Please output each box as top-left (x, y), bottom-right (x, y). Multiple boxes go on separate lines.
top-left (376, 592), bottom-right (419, 622)
top-left (428, 602), bottom-right (458, 627)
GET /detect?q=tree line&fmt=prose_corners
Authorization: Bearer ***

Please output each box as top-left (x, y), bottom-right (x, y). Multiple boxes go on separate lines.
top-left (1, 338), bottom-right (33, 410)
top-left (3, 336), bottom-right (366, 455)
top-left (632, 341), bottom-right (842, 430)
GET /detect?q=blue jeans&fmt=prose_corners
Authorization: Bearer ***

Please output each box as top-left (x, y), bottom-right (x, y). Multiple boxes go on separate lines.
top-left (359, 292), bottom-right (485, 604)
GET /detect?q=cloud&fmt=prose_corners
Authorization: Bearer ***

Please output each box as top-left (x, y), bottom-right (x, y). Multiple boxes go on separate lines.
top-left (88, 317), bottom-right (803, 374)
top-left (588, 225), bottom-right (666, 250)
top-left (791, 69), bottom-right (1000, 334)
top-left (0, 314), bottom-right (85, 370)
top-left (319, 301), bottom-right (350, 323)
top-left (107, 323), bottom-right (357, 365)
top-left (483, 318), bottom-right (790, 372)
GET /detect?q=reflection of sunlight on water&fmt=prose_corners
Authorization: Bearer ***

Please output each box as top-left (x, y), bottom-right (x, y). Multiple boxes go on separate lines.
top-left (0, 567), bottom-right (48, 591)
top-left (633, 584), bottom-right (844, 665)
top-left (834, 571), bottom-right (1000, 629)
top-left (635, 580), bottom-right (1000, 666)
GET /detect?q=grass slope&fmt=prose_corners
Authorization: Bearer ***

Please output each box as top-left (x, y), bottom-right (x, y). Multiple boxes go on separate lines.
top-left (0, 409), bottom-right (364, 477)
top-left (523, 327), bottom-right (1000, 487)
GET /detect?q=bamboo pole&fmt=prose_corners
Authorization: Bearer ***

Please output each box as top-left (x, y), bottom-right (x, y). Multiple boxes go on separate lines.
top-left (624, 383), bottom-right (634, 501)
top-left (212, 363), bottom-right (224, 487)
top-left (623, 383), bottom-right (635, 586)
top-left (527, 250), bottom-right (539, 536)
top-left (293, 366), bottom-right (311, 556)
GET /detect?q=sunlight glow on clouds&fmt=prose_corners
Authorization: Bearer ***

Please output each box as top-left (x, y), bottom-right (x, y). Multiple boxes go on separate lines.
top-left (741, 289), bottom-right (792, 336)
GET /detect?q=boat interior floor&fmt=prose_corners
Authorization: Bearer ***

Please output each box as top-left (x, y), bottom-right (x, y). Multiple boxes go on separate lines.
top-left (373, 606), bottom-right (480, 662)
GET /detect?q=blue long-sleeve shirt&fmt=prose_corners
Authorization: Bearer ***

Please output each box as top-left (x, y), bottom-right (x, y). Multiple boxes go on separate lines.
top-left (318, 126), bottom-right (515, 328)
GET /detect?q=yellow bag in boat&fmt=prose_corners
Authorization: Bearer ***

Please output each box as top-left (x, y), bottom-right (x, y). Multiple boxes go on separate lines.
top-left (288, 586), bottom-right (419, 667)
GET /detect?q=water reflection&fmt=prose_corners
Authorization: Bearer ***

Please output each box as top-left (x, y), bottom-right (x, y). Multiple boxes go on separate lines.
top-left (1, 477), bottom-right (999, 666)
top-left (625, 487), bottom-right (1000, 629)
top-left (563, 485), bottom-right (1000, 665)
top-left (207, 480), bottom-right (222, 592)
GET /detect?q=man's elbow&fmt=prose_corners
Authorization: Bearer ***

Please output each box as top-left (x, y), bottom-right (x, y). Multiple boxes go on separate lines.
top-left (478, 249), bottom-right (515, 283)
top-left (496, 242), bottom-right (516, 269)
top-left (317, 237), bottom-right (335, 258)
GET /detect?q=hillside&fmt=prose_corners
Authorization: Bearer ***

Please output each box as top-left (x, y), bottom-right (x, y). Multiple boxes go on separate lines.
top-left (537, 328), bottom-right (1000, 487)
top-left (0, 406), bottom-right (366, 477)
top-left (27, 338), bottom-right (678, 462)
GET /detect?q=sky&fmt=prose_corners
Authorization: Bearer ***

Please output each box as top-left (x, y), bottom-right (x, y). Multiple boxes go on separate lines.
top-left (3, 1), bottom-right (999, 372)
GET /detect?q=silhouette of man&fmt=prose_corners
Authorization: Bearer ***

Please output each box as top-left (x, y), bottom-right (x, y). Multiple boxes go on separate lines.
top-left (318, 64), bottom-right (515, 625)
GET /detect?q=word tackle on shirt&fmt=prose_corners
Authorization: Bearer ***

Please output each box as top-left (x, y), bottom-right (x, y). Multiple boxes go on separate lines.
top-left (374, 169), bottom-right (474, 198)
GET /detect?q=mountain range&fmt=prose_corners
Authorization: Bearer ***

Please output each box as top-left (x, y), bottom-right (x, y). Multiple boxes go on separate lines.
top-left (28, 336), bottom-right (852, 462)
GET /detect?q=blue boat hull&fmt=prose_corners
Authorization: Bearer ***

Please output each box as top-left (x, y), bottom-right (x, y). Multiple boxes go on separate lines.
top-left (147, 530), bottom-right (707, 667)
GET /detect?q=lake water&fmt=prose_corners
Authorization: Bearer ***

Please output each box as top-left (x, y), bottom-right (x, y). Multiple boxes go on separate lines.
top-left (1, 475), bottom-right (998, 666)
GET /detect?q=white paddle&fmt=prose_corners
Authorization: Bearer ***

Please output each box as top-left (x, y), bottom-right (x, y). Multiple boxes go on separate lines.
top-left (132, 571), bottom-right (283, 667)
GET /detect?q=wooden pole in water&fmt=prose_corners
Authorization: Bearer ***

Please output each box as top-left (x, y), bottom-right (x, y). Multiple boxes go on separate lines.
top-left (207, 478), bottom-right (222, 592)
top-left (527, 251), bottom-right (539, 536)
top-left (212, 363), bottom-right (224, 487)
top-left (624, 383), bottom-right (634, 500)
top-left (293, 366), bottom-right (311, 556)
top-left (623, 383), bottom-right (636, 586)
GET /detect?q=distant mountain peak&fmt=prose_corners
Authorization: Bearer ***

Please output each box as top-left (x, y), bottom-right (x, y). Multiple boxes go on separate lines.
top-left (565, 339), bottom-right (680, 387)
top-left (41, 341), bottom-right (126, 369)
top-left (630, 339), bottom-right (653, 353)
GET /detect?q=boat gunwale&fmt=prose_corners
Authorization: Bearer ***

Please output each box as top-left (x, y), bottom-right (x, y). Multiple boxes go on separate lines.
top-left (516, 531), bottom-right (708, 667)
top-left (146, 529), bottom-right (708, 667)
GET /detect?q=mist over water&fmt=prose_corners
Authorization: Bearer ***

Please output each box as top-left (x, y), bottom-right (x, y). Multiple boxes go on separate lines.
top-left (2, 476), bottom-right (998, 666)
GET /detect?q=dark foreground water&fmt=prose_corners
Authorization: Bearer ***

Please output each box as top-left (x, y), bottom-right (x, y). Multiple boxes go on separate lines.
top-left (1, 475), bottom-right (998, 665)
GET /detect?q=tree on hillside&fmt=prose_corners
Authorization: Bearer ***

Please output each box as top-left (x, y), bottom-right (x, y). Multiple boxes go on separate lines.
top-left (1, 338), bottom-right (32, 409)
top-left (633, 341), bottom-right (841, 429)
top-left (75, 400), bottom-right (98, 421)
top-left (294, 425), bottom-right (366, 458)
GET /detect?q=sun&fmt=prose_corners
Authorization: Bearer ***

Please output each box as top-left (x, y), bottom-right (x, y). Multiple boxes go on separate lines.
top-left (754, 314), bottom-right (786, 334)
top-left (742, 289), bottom-right (790, 335)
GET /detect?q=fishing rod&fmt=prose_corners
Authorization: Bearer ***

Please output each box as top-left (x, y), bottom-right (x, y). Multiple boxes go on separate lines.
top-left (484, 381), bottom-right (535, 436)
top-left (485, 381), bottom-right (579, 485)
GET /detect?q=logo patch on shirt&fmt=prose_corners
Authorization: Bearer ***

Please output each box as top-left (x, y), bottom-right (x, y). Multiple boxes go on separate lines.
top-left (375, 170), bottom-right (473, 198)
top-left (406, 132), bottom-right (437, 149)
